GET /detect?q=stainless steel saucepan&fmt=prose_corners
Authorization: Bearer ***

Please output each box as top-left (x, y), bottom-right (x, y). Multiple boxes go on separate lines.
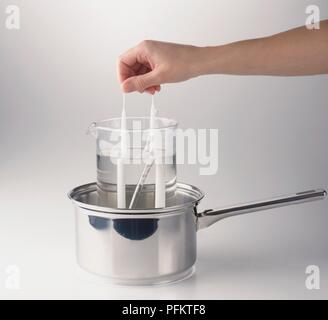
top-left (68, 183), bottom-right (326, 286)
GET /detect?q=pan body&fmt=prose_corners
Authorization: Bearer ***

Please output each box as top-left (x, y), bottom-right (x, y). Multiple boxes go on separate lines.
top-left (69, 183), bottom-right (204, 285)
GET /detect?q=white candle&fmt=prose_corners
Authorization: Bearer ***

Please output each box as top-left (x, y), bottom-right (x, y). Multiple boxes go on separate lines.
top-left (117, 159), bottom-right (126, 208)
top-left (117, 96), bottom-right (127, 208)
top-left (150, 96), bottom-right (166, 208)
top-left (155, 160), bottom-right (166, 208)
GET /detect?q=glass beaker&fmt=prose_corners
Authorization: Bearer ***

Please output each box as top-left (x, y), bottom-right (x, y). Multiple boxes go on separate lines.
top-left (88, 117), bottom-right (178, 209)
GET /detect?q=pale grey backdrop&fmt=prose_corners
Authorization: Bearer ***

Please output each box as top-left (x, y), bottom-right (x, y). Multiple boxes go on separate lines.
top-left (0, 0), bottom-right (327, 299)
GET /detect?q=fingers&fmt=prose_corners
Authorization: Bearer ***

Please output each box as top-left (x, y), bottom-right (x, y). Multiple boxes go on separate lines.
top-left (118, 41), bottom-right (163, 94)
top-left (122, 71), bottom-right (161, 93)
top-left (117, 60), bottom-right (136, 84)
top-left (145, 85), bottom-right (161, 95)
top-left (117, 46), bottom-right (142, 83)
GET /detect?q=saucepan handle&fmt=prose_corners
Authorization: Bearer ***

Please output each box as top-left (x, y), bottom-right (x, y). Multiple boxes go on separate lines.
top-left (197, 189), bottom-right (327, 230)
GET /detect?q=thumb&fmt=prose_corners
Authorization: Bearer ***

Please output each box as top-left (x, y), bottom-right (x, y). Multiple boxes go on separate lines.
top-left (122, 71), bottom-right (160, 93)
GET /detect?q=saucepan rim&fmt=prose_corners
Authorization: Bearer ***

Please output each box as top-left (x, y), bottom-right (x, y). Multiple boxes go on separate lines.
top-left (68, 182), bottom-right (205, 217)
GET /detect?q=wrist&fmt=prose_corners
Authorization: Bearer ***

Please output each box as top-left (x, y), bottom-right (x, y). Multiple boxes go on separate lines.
top-left (191, 45), bottom-right (228, 76)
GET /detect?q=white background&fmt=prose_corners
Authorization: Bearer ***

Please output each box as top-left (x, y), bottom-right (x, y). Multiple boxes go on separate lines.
top-left (0, 0), bottom-right (327, 299)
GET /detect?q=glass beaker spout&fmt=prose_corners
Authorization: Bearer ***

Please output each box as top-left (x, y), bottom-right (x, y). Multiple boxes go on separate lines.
top-left (87, 122), bottom-right (98, 138)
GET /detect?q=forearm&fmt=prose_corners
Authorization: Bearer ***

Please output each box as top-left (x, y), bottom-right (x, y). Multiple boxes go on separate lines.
top-left (196, 20), bottom-right (328, 76)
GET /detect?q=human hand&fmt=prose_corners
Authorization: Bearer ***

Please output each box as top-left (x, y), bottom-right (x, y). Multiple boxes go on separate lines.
top-left (117, 40), bottom-right (202, 94)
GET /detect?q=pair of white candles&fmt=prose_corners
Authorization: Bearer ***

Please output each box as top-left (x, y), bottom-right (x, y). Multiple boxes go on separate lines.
top-left (117, 95), bottom-right (166, 209)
